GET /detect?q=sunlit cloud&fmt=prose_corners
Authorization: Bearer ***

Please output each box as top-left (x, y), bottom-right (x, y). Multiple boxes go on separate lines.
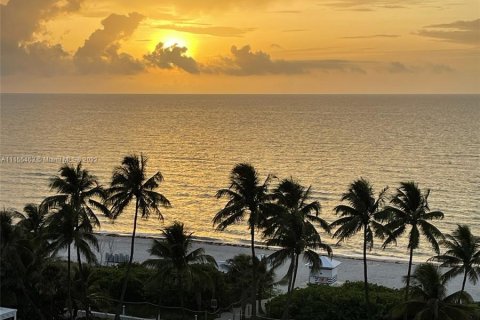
top-left (416, 19), bottom-right (480, 45)
top-left (0, 0), bottom-right (81, 75)
top-left (74, 12), bottom-right (145, 74)
top-left (205, 45), bottom-right (365, 75)
top-left (342, 34), bottom-right (400, 39)
top-left (155, 24), bottom-right (255, 37)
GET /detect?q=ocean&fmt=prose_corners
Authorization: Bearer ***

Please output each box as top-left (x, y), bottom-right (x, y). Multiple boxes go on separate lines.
top-left (1, 94), bottom-right (479, 262)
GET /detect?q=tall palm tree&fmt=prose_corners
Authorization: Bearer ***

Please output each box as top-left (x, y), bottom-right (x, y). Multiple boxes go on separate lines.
top-left (43, 162), bottom-right (108, 271)
top-left (106, 154), bottom-right (171, 319)
top-left (382, 182), bottom-right (444, 301)
top-left (391, 263), bottom-right (476, 320)
top-left (213, 163), bottom-right (272, 320)
top-left (330, 178), bottom-right (388, 319)
top-left (430, 224), bottom-right (480, 294)
top-left (144, 222), bottom-right (216, 319)
top-left (47, 205), bottom-right (99, 320)
top-left (264, 178), bottom-right (332, 320)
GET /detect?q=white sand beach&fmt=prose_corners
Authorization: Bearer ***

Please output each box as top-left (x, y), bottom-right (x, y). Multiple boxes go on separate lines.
top-left (57, 234), bottom-right (479, 301)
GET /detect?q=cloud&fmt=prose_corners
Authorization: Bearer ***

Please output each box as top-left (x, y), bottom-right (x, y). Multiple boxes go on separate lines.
top-left (416, 19), bottom-right (480, 45)
top-left (384, 61), bottom-right (454, 74)
top-left (283, 29), bottom-right (307, 32)
top-left (74, 12), bottom-right (145, 74)
top-left (205, 45), bottom-right (365, 75)
top-left (320, 0), bottom-right (435, 10)
top-left (144, 42), bottom-right (199, 73)
top-left (155, 24), bottom-right (255, 37)
top-left (0, 0), bottom-right (82, 76)
top-left (342, 34), bottom-right (400, 39)
top-left (387, 62), bottom-right (413, 73)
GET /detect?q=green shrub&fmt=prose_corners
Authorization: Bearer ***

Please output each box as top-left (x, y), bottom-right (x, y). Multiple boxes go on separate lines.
top-left (267, 281), bottom-right (403, 320)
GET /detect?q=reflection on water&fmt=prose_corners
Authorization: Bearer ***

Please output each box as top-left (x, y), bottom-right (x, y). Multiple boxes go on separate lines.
top-left (1, 94), bottom-right (479, 261)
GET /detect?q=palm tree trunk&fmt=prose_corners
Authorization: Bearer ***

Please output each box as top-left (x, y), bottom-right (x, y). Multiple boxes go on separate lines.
top-left (250, 226), bottom-right (257, 320)
top-left (287, 255), bottom-right (295, 294)
top-left (76, 246), bottom-right (83, 273)
top-left (363, 228), bottom-right (370, 320)
top-left (115, 199), bottom-right (139, 320)
top-left (283, 253), bottom-right (300, 320)
top-left (405, 247), bottom-right (414, 301)
top-left (68, 244), bottom-right (73, 320)
top-left (461, 269), bottom-right (468, 293)
top-left (291, 254), bottom-right (300, 291)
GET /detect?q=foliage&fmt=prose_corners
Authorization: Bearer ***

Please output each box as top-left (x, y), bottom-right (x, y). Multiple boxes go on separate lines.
top-left (390, 263), bottom-right (478, 320)
top-left (430, 224), bottom-right (480, 292)
top-left (381, 182), bottom-right (444, 300)
top-left (267, 281), bottom-right (403, 320)
top-left (330, 178), bottom-right (388, 318)
top-left (105, 154), bottom-right (171, 318)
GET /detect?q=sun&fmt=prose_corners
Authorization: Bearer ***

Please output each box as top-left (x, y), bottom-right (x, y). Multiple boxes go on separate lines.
top-left (163, 36), bottom-right (188, 48)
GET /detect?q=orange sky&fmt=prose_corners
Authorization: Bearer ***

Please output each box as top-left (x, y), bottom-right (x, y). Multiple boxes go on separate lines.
top-left (0, 0), bottom-right (479, 93)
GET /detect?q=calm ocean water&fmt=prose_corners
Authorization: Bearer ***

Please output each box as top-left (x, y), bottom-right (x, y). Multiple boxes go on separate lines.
top-left (1, 94), bottom-right (479, 262)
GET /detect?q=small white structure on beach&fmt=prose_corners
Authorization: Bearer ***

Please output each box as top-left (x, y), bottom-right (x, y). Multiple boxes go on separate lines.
top-left (308, 256), bottom-right (341, 285)
top-left (0, 307), bottom-right (17, 320)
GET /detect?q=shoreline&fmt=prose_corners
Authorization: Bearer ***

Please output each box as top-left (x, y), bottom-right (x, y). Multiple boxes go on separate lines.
top-left (95, 231), bottom-right (413, 265)
top-left (84, 233), bottom-right (480, 301)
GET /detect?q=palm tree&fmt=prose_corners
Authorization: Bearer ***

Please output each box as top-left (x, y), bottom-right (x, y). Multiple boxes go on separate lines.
top-left (382, 182), bottom-right (444, 300)
top-left (16, 203), bottom-right (48, 237)
top-left (264, 178), bottom-right (332, 320)
top-left (47, 205), bottom-right (99, 320)
top-left (225, 254), bottom-right (276, 317)
top-left (0, 210), bottom-right (49, 319)
top-left (391, 263), bottom-right (476, 320)
top-left (430, 224), bottom-right (480, 294)
top-left (72, 266), bottom-right (109, 319)
top-left (144, 222), bottom-right (216, 319)
top-left (213, 163), bottom-right (272, 319)
top-left (330, 178), bottom-right (388, 318)
top-left (43, 162), bottom-right (108, 271)
top-left (106, 154), bottom-right (171, 319)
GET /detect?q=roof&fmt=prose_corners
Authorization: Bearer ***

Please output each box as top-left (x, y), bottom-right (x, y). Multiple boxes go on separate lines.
top-left (0, 307), bottom-right (17, 319)
top-left (319, 256), bottom-right (341, 269)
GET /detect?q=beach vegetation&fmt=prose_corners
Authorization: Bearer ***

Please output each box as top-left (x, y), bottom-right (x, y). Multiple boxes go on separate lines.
top-left (105, 154), bottom-right (171, 319)
top-left (224, 253), bottom-right (276, 315)
top-left (330, 178), bottom-right (389, 319)
top-left (267, 281), bottom-right (403, 320)
top-left (382, 182), bottom-right (445, 300)
top-left (390, 263), bottom-right (477, 320)
top-left (264, 178), bottom-right (332, 319)
top-left (430, 224), bottom-right (480, 294)
top-left (213, 163), bottom-right (273, 319)
top-left (143, 222), bottom-right (217, 318)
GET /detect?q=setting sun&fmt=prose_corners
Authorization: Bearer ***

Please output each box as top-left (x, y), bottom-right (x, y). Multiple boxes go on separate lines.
top-left (163, 36), bottom-right (187, 48)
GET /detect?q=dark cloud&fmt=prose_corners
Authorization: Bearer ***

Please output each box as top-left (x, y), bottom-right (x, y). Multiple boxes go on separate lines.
top-left (342, 34), bottom-right (400, 39)
top-left (144, 42), bottom-right (199, 73)
top-left (0, 0), bottom-right (82, 76)
top-left (416, 19), bottom-right (480, 45)
top-left (385, 62), bottom-right (454, 74)
top-left (155, 24), bottom-right (254, 37)
top-left (205, 45), bottom-right (365, 75)
top-left (74, 13), bottom-right (145, 74)
top-left (387, 62), bottom-right (412, 73)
